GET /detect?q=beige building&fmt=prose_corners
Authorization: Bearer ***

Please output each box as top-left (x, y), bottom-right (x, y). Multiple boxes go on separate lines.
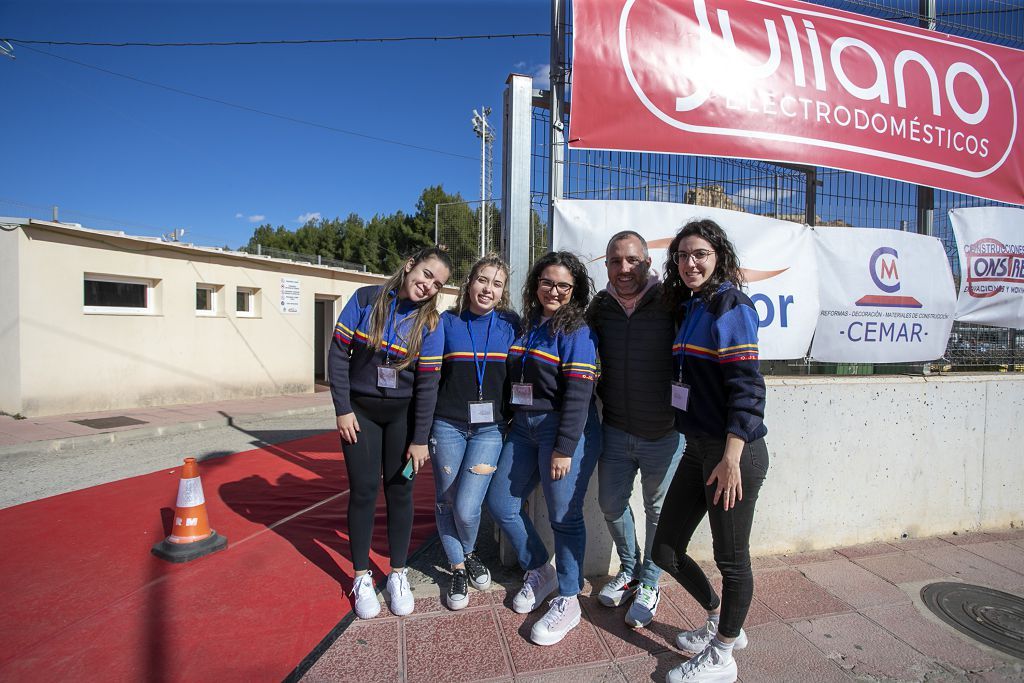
top-left (0, 218), bottom-right (454, 418)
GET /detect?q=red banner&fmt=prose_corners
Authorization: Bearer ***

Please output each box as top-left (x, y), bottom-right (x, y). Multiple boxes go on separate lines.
top-left (570, 0), bottom-right (1024, 204)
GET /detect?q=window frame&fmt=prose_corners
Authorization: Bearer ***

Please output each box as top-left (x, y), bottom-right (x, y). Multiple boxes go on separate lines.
top-left (195, 283), bottom-right (220, 317)
top-left (235, 286), bottom-right (260, 318)
top-left (83, 273), bottom-right (157, 315)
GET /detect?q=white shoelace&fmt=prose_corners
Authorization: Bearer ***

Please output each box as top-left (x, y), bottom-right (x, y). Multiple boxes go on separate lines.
top-left (540, 596), bottom-right (570, 628)
top-left (521, 568), bottom-right (543, 598)
top-left (351, 572), bottom-right (373, 597)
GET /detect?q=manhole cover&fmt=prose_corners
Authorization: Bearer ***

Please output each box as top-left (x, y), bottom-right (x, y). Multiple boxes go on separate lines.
top-left (72, 416), bottom-right (149, 429)
top-left (921, 582), bottom-right (1024, 659)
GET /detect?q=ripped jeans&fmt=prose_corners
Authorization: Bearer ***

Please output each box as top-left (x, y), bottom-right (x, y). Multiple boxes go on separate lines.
top-left (428, 417), bottom-right (504, 567)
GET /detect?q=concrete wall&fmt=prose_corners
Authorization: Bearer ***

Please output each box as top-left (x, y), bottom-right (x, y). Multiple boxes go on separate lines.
top-left (4, 222), bottom-right (456, 417)
top-left (0, 225), bottom-right (23, 414)
top-left (520, 374), bottom-right (1024, 574)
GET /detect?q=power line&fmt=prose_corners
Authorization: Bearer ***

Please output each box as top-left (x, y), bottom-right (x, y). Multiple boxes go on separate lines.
top-left (18, 44), bottom-right (478, 162)
top-left (5, 32), bottom-right (549, 48)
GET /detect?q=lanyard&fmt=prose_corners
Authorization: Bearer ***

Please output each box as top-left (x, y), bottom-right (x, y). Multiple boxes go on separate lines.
top-left (383, 294), bottom-right (400, 366)
top-left (518, 321), bottom-right (547, 383)
top-left (676, 299), bottom-right (704, 381)
top-left (467, 311), bottom-right (495, 400)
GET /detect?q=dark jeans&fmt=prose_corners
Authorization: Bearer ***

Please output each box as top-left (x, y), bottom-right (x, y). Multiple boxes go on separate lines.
top-left (651, 435), bottom-right (769, 638)
top-left (343, 395), bottom-right (416, 572)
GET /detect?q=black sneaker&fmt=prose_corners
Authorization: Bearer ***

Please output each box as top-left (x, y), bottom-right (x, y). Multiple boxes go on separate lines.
top-left (463, 552), bottom-right (492, 590)
top-left (447, 568), bottom-right (469, 610)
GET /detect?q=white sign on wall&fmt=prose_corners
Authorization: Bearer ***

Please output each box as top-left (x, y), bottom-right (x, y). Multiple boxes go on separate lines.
top-left (811, 228), bottom-right (956, 362)
top-left (553, 199), bottom-right (819, 359)
top-left (280, 277), bottom-right (300, 314)
top-left (951, 206), bottom-right (1024, 329)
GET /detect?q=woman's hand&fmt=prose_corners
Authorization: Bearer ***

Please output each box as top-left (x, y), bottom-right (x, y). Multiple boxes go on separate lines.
top-left (406, 443), bottom-right (430, 474)
top-left (336, 413), bottom-right (360, 444)
top-left (551, 452), bottom-right (572, 481)
top-left (707, 434), bottom-right (745, 511)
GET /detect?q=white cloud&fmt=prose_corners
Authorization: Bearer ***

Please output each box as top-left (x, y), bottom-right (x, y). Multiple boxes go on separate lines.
top-left (248, 214), bottom-right (265, 223)
top-left (530, 62), bottom-right (550, 85)
top-left (731, 186), bottom-right (794, 208)
top-left (296, 212), bottom-right (322, 224)
top-left (513, 60), bottom-right (527, 69)
top-left (234, 212), bottom-right (243, 219)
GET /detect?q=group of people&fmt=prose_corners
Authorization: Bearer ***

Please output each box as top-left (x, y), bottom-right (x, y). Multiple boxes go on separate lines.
top-left (328, 219), bottom-right (769, 683)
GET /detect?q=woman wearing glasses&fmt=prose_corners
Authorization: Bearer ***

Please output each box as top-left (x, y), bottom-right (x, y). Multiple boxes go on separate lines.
top-left (486, 251), bottom-right (601, 646)
top-left (653, 220), bottom-right (768, 683)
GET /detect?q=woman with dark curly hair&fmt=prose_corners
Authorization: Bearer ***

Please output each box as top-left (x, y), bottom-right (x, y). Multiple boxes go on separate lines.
top-left (486, 251), bottom-right (602, 646)
top-left (653, 219), bottom-right (769, 683)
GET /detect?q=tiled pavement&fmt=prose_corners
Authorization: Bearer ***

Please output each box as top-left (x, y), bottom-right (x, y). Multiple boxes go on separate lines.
top-left (3, 392), bottom-right (1022, 681)
top-left (304, 532), bottom-right (1024, 683)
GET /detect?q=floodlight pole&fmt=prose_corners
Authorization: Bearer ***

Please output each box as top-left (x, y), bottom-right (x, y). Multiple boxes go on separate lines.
top-left (916, 0), bottom-right (937, 236)
top-left (548, 0), bottom-right (567, 250)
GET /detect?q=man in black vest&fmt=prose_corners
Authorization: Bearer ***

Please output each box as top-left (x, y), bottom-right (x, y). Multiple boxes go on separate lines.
top-left (587, 230), bottom-right (684, 628)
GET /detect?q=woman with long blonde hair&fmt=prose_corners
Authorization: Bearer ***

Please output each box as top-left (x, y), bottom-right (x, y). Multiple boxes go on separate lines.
top-left (328, 245), bottom-right (452, 619)
top-left (429, 254), bottom-right (520, 610)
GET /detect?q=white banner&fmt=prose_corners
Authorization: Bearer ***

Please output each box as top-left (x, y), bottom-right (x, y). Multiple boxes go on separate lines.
top-left (811, 228), bottom-right (955, 362)
top-left (553, 199), bottom-right (819, 359)
top-left (951, 206), bottom-right (1024, 329)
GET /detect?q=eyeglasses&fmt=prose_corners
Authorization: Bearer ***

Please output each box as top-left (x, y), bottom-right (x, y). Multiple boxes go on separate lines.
top-left (672, 249), bottom-right (715, 265)
top-left (538, 278), bottom-right (574, 294)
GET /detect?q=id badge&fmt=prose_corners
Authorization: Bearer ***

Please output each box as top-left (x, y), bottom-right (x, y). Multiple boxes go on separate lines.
top-left (468, 400), bottom-right (496, 424)
top-left (511, 382), bottom-right (534, 406)
top-left (671, 381), bottom-right (690, 411)
top-left (377, 366), bottom-right (398, 389)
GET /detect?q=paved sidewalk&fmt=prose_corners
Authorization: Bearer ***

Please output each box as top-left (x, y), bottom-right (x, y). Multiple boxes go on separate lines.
top-left (304, 531), bottom-right (1024, 683)
top-left (0, 388), bottom-right (334, 456)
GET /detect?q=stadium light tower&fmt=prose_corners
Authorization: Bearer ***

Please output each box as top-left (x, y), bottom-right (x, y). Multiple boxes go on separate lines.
top-left (472, 106), bottom-right (495, 258)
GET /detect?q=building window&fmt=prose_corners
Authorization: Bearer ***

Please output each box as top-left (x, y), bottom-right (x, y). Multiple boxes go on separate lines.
top-left (84, 274), bottom-right (156, 315)
top-left (196, 284), bottom-right (220, 316)
top-left (236, 287), bottom-right (259, 317)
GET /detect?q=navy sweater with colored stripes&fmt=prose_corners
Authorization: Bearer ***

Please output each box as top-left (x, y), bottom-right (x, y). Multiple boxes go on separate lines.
top-left (672, 283), bottom-right (768, 442)
top-left (435, 309), bottom-right (521, 424)
top-left (507, 319), bottom-right (599, 456)
top-left (327, 285), bottom-right (444, 444)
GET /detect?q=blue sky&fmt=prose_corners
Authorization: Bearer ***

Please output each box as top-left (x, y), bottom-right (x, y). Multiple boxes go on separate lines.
top-left (0, 1), bottom-right (550, 248)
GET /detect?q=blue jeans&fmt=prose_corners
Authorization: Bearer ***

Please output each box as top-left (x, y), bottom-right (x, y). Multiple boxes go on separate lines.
top-left (486, 404), bottom-right (602, 597)
top-left (428, 417), bottom-right (504, 567)
top-left (598, 425), bottom-right (684, 586)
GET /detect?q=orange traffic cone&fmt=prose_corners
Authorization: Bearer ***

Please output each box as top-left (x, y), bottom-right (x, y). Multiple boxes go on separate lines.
top-left (151, 457), bottom-right (228, 563)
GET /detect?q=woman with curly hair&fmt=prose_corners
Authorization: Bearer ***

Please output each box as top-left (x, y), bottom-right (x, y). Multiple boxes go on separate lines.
top-left (486, 251), bottom-right (602, 646)
top-left (328, 245), bottom-right (452, 620)
top-left (429, 254), bottom-right (520, 610)
top-left (653, 219), bottom-right (769, 683)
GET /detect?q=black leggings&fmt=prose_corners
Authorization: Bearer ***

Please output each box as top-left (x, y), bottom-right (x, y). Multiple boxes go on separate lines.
top-left (343, 395), bottom-right (416, 572)
top-left (652, 435), bottom-right (768, 638)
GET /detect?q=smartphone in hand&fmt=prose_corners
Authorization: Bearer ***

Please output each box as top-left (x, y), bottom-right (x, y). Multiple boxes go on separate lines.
top-left (400, 458), bottom-right (415, 480)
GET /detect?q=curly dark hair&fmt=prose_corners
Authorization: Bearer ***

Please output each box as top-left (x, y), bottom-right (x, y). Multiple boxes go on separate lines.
top-left (662, 219), bottom-right (745, 313)
top-left (521, 251), bottom-right (593, 337)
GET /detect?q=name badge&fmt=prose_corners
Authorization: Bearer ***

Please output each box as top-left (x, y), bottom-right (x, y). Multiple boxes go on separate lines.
top-left (377, 366), bottom-right (398, 389)
top-left (511, 382), bottom-right (534, 406)
top-left (468, 400), bottom-right (496, 424)
top-left (671, 382), bottom-right (690, 411)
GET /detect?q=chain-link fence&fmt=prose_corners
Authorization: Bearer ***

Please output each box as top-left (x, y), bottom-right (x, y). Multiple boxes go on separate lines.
top-left (238, 244), bottom-right (366, 272)
top-left (434, 199), bottom-right (503, 284)
top-left (530, 0), bottom-right (1023, 374)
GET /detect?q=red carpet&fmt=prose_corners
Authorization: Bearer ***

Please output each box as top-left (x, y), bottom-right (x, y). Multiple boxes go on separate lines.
top-left (0, 432), bottom-right (437, 682)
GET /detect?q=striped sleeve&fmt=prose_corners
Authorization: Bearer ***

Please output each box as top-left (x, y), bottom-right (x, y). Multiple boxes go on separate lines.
top-left (328, 292), bottom-right (367, 416)
top-left (410, 319), bottom-right (445, 444)
top-left (554, 326), bottom-right (598, 456)
top-left (713, 303), bottom-right (766, 441)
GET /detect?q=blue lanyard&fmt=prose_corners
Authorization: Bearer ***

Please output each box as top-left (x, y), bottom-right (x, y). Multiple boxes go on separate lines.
top-left (676, 299), bottom-right (704, 380)
top-left (518, 320), bottom-right (547, 382)
top-left (383, 294), bottom-right (400, 366)
top-left (467, 311), bottom-right (495, 400)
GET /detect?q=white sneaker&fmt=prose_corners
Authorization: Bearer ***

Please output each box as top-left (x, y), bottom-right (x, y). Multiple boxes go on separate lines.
top-left (597, 570), bottom-right (638, 607)
top-left (675, 619), bottom-right (748, 656)
top-left (386, 568), bottom-right (415, 616)
top-left (666, 643), bottom-right (737, 683)
top-left (512, 563), bottom-right (558, 614)
top-left (350, 571), bottom-right (381, 620)
top-left (625, 583), bottom-right (660, 628)
top-left (530, 595), bottom-right (582, 646)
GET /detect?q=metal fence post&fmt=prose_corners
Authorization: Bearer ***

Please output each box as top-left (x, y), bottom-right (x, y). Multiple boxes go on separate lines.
top-left (502, 74), bottom-right (533, 313)
top-left (547, 0), bottom-right (567, 247)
